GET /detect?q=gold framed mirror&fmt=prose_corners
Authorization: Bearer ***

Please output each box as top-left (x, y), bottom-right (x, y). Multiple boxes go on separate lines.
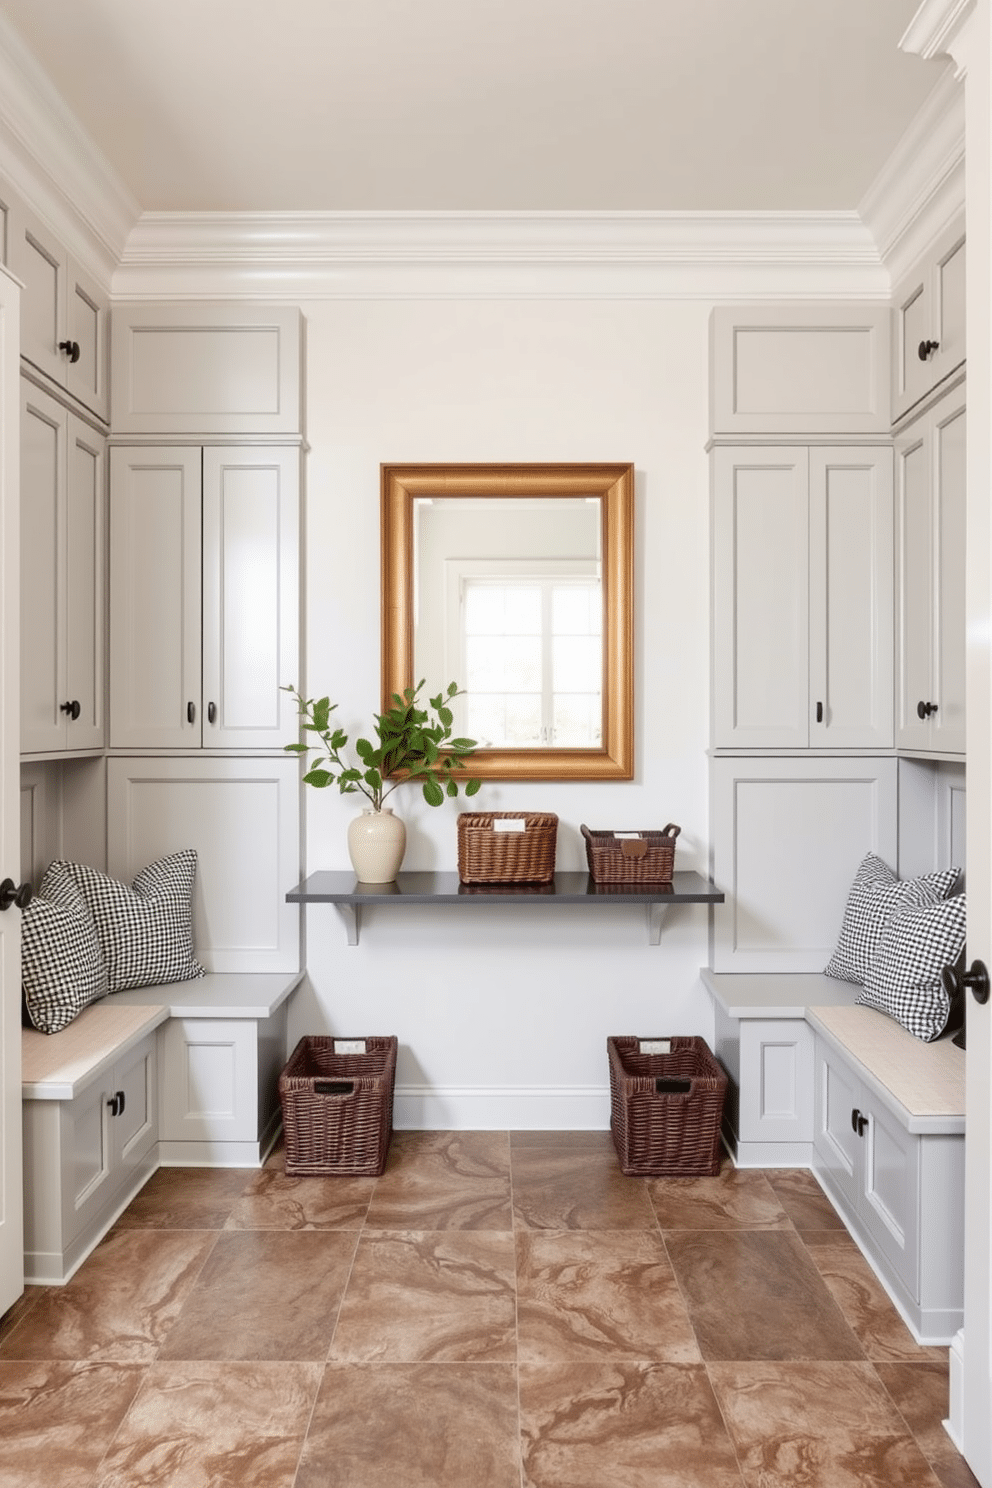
top-left (381, 462), bottom-right (634, 781)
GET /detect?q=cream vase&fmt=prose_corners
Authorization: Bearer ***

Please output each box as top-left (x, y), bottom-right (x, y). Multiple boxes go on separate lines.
top-left (347, 806), bottom-right (407, 883)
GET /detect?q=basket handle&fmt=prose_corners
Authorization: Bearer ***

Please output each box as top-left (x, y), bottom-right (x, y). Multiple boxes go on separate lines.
top-left (314, 1080), bottom-right (355, 1097)
top-left (655, 1077), bottom-right (692, 1095)
top-left (661, 824), bottom-right (681, 840)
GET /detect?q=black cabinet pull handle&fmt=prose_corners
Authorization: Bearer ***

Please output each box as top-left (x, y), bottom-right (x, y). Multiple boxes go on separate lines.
top-left (918, 338), bottom-right (940, 362)
top-left (0, 878), bottom-right (32, 911)
top-left (207, 701), bottom-right (217, 725)
top-left (816, 701), bottom-right (823, 724)
top-left (107, 1091), bottom-right (126, 1117)
top-left (58, 339), bottom-right (81, 364)
top-left (943, 960), bottom-right (991, 1007)
top-left (187, 701), bottom-right (196, 724)
top-left (851, 1107), bottom-right (868, 1137)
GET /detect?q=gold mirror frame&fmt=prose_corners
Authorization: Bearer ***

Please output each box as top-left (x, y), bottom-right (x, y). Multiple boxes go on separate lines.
top-left (381, 461), bottom-right (634, 781)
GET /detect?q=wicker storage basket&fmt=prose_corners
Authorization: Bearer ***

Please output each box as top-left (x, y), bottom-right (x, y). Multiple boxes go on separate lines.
top-left (582, 823), bottom-right (680, 885)
top-left (457, 811), bottom-right (558, 884)
top-left (608, 1035), bottom-right (728, 1176)
top-left (279, 1035), bottom-right (397, 1176)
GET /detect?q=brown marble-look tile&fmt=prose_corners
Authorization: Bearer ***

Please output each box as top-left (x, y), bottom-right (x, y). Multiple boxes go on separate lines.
top-left (664, 1229), bottom-right (864, 1361)
top-left (809, 1245), bottom-right (947, 1363)
top-left (114, 1166), bottom-right (253, 1229)
top-left (709, 1360), bottom-right (941, 1487)
top-left (511, 1130), bottom-right (616, 1154)
top-left (0, 1360), bottom-right (146, 1488)
top-left (511, 1144), bottom-right (657, 1230)
top-left (296, 1362), bottom-right (521, 1488)
top-left (94, 1360), bottom-right (321, 1488)
top-left (0, 1284), bottom-right (45, 1340)
top-left (365, 1131), bottom-right (513, 1230)
top-left (798, 1227), bottom-right (858, 1251)
top-left (647, 1167), bottom-right (790, 1230)
top-left (225, 1166), bottom-right (375, 1230)
top-left (519, 1361), bottom-right (745, 1487)
top-left (329, 1231), bottom-right (517, 1362)
top-left (516, 1229), bottom-right (700, 1364)
top-left (158, 1230), bottom-right (358, 1361)
top-left (765, 1168), bottom-right (848, 1232)
top-left (0, 1230), bottom-right (217, 1363)
top-left (876, 1361), bottom-right (983, 1488)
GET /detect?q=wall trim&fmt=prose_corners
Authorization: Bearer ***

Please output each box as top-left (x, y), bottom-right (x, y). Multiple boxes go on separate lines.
top-left (393, 1083), bottom-right (612, 1130)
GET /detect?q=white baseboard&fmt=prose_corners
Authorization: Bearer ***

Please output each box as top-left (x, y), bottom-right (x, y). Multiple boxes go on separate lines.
top-left (392, 1084), bottom-right (612, 1130)
top-left (945, 1329), bottom-right (965, 1450)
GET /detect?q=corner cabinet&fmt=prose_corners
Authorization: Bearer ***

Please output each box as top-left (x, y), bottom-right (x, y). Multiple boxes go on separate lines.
top-left (895, 380), bottom-right (966, 755)
top-left (891, 215), bottom-right (965, 426)
top-left (109, 445), bottom-right (300, 750)
top-left (711, 445), bottom-right (893, 750)
top-left (20, 380), bottom-right (105, 755)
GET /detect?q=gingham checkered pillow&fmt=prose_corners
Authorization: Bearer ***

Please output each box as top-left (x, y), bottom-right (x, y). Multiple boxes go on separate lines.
top-left (45, 850), bottom-right (205, 993)
top-left (825, 853), bottom-right (960, 984)
top-left (858, 894), bottom-right (967, 1042)
top-left (21, 865), bottom-right (109, 1034)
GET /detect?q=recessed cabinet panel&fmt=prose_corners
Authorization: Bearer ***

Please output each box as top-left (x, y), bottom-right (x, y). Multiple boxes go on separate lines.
top-left (863, 1105), bottom-right (918, 1294)
top-left (934, 400), bottom-right (966, 754)
top-left (892, 215), bottom-right (966, 423)
top-left (159, 1018), bottom-right (257, 1142)
top-left (65, 420), bottom-right (105, 749)
top-left (712, 448), bottom-right (809, 748)
top-left (20, 388), bottom-right (63, 753)
top-left (109, 447), bottom-right (203, 749)
top-left (738, 1018), bottom-right (814, 1145)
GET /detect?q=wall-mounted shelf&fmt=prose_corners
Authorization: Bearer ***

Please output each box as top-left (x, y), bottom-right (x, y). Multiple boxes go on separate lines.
top-left (286, 870), bottom-right (724, 946)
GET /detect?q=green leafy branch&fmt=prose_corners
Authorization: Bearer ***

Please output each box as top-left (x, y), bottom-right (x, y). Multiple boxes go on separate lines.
top-left (282, 679), bottom-right (482, 810)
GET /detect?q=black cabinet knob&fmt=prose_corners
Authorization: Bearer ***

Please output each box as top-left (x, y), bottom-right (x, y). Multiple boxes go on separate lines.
top-left (207, 701), bottom-right (217, 725)
top-left (851, 1107), bottom-right (868, 1137)
top-left (918, 339), bottom-right (940, 362)
top-left (58, 339), bottom-right (81, 364)
top-left (60, 699), bottom-right (81, 720)
top-left (916, 700), bottom-right (938, 719)
top-left (0, 877), bottom-right (32, 911)
top-left (943, 960), bottom-right (991, 1007)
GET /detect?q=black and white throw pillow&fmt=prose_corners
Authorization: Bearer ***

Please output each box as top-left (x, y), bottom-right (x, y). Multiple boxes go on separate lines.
top-left (45, 850), bottom-right (205, 993)
top-left (858, 894), bottom-right (968, 1042)
top-left (21, 865), bottom-right (109, 1034)
top-left (825, 853), bottom-right (960, 985)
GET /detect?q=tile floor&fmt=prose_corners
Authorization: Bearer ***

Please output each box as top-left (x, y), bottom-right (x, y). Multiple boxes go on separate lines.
top-left (0, 1130), bottom-right (981, 1488)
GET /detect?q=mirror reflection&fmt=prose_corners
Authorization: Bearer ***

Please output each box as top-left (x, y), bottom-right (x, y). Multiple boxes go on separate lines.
top-left (413, 497), bottom-right (602, 749)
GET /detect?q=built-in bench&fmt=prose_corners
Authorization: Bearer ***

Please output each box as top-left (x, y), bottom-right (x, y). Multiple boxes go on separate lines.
top-left (703, 968), bottom-right (965, 1344)
top-left (21, 970), bottom-right (304, 1284)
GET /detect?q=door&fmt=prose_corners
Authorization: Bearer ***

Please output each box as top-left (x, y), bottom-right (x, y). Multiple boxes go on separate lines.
top-left (896, 419), bottom-right (934, 749)
top-left (109, 446), bottom-right (202, 748)
top-left (0, 266), bottom-right (24, 1316)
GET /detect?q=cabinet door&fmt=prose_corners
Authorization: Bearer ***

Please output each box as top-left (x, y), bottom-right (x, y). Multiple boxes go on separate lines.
top-left (895, 424), bottom-right (934, 750)
top-left (158, 1018), bottom-right (258, 1145)
top-left (65, 260), bottom-right (110, 423)
top-left (809, 448), bottom-right (893, 749)
top-left (892, 216), bottom-right (966, 423)
top-left (109, 447), bottom-right (202, 748)
top-left (112, 1036), bottom-right (158, 1182)
top-left (738, 1018), bottom-right (814, 1145)
top-left (9, 203), bottom-right (68, 392)
top-left (861, 1101), bottom-right (920, 1297)
top-left (711, 447), bottom-right (810, 748)
top-left (20, 381), bottom-right (66, 753)
top-left (813, 1040), bottom-right (861, 1213)
top-left (931, 389), bottom-right (966, 754)
top-left (65, 415), bottom-right (105, 750)
top-left (201, 446), bottom-right (300, 748)
top-left (61, 1078), bottom-right (114, 1246)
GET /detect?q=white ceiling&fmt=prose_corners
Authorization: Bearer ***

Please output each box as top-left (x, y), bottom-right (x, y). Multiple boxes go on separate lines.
top-left (0, 0), bottom-right (948, 216)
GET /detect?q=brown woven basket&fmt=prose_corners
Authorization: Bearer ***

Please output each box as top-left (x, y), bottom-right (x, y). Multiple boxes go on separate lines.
top-left (582, 823), bottom-right (680, 885)
top-left (279, 1035), bottom-right (397, 1176)
top-left (608, 1035), bottom-right (728, 1176)
top-left (457, 811), bottom-right (558, 884)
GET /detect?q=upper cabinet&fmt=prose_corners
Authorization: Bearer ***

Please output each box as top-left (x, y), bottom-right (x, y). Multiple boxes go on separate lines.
top-left (21, 381), bottom-right (106, 755)
top-left (895, 381), bottom-right (966, 756)
top-left (709, 304), bottom-right (891, 437)
top-left (6, 195), bottom-right (110, 424)
top-left (111, 302), bottom-right (303, 437)
top-left (891, 215), bottom-right (966, 426)
top-left (711, 445), bottom-right (894, 751)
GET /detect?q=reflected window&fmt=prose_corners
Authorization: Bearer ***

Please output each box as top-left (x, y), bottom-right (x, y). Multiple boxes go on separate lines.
top-left (461, 575), bottom-right (602, 746)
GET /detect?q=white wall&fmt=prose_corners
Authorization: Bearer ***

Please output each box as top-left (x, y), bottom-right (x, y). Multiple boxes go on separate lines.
top-left (287, 295), bottom-right (715, 1127)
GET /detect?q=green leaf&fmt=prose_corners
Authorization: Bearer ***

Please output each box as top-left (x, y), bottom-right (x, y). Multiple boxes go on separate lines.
top-left (355, 737), bottom-right (374, 762)
top-left (446, 778), bottom-right (459, 797)
top-left (364, 768), bottom-right (382, 790)
top-left (422, 778), bottom-right (444, 807)
top-left (423, 737), bottom-right (439, 763)
top-left (339, 769), bottom-right (363, 783)
top-left (302, 768), bottom-right (334, 788)
top-left (284, 742), bottom-right (308, 754)
top-left (465, 777), bottom-right (482, 796)
top-left (447, 681), bottom-right (459, 696)
top-left (449, 738), bottom-right (476, 750)
top-left (330, 729), bottom-right (348, 750)
top-left (429, 693), bottom-right (442, 710)
top-left (438, 706), bottom-right (453, 728)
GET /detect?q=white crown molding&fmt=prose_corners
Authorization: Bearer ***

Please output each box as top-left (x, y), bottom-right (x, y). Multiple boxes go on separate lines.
top-left (114, 210), bottom-right (889, 301)
top-left (900, 0), bottom-right (978, 75)
top-left (0, 12), bottom-right (139, 287)
top-left (859, 67), bottom-right (965, 284)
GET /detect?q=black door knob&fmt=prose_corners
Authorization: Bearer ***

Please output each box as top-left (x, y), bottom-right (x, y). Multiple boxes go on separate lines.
top-left (58, 339), bottom-right (81, 364)
top-left (0, 878), bottom-right (32, 911)
top-left (943, 960), bottom-right (991, 1007)
top-left (918, 339), bottom-right (940, 362)
top-left (60, 699), bottom-right (81, 720)
top-left (917, 700), bottom-right (938, 719)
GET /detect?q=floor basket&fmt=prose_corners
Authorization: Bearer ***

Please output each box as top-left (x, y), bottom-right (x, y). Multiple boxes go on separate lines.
top-left (608, 1035), bottom-right (728, 1176)
top-left (582, 824), bottom-right (680, 885)
top-left (457, 811), bottom-right (558, 883)
top-left (279, 1035), bottom-right (397, 1176)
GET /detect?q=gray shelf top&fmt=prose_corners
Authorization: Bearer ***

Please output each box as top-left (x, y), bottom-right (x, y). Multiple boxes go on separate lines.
top-left (287, 869), bottom-right (725, 905)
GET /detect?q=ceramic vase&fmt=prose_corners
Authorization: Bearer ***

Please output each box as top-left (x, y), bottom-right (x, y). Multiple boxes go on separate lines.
top-left (347, 806), bottom-right (407, 883)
